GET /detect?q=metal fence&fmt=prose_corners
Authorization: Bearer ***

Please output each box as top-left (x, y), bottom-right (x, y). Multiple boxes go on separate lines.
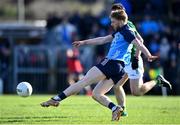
top-left (13, 45), bottom-right (69, 94)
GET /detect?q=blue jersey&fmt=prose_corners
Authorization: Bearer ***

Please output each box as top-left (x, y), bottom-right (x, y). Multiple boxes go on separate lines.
top-left (106, 24), bottom-right (136, 65)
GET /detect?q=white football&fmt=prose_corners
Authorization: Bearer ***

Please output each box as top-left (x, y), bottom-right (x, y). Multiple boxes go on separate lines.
top-left (16, 82), bottom-right (33, 97)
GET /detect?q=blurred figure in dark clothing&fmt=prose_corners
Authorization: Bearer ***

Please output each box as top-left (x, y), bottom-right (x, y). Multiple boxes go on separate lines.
top-left (69, 11), bottom-right (81, 28)
top-left (166, 41), bottom-right (178, 92)
top-left (90, 23), bottom-right (108, 64)
top-left (143, 3), bottom-right (155, 16)
top-left (43, 12), bottom-right (62, 45)
top-left (78, 12), bottom-right (96, 39)
top-left (46, 12), bottom-right (62, 30)
top-left (0, 39), bottom-right (11, 93)
top-left (150, 0), bottom-right (166, 14)
top-left (148, 34), bottom-right (160, 55)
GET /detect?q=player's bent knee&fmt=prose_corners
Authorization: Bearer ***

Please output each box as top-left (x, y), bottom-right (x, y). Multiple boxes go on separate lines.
top-left (131, 91), bottom-right (143, 96)
top-left (113, 85), bottom-right (121, 91)
top-left (92, 92), bottom-right (101, 101)
top-left (92, 93), bottom-right (97, 101)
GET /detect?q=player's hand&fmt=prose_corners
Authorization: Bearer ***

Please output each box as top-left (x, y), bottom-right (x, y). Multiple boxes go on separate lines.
top-left (131, 57), bottom-right (139, 69)
top-left (148, 56), bottom-right (158, 62)
top-left (72, 41), bottom-right (84, 47)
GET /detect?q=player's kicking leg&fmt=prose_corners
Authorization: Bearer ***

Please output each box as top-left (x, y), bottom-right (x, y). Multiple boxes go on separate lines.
top-left (41, 66), bottom-right (106, 107)
top-left (130, 74), bottom-right (172, 96)
top-left (92, 79), bottom-right (123, 121)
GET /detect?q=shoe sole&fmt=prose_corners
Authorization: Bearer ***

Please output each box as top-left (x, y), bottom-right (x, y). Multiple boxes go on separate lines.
top-left (40, 102), bottom-right (59, 107)
top-left (158, 75), bottom-right (172, 90)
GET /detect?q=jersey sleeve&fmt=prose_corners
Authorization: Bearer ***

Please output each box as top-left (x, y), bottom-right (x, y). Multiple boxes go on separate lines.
top-left (120, 27), bottom-right (136, 43)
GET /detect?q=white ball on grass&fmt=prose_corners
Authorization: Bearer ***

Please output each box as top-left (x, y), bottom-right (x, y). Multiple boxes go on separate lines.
top-left (16, 82), bottom-right (33, 97)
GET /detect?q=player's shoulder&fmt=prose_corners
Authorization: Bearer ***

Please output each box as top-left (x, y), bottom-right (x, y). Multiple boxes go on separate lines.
top-left (118, 24), bottom-right (136, 43)
top-left (127, 20), bottom-right (133, 25)
top-left (112, 24), bottom-right (134, 38)
top-left (127, 20), bottom-right (135, 26)
top-left (118, 24), bottom-right (134, 35)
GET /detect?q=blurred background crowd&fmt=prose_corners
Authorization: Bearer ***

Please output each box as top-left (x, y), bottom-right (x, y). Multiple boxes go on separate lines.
top-left (0, 0), bottom-right (180, 95)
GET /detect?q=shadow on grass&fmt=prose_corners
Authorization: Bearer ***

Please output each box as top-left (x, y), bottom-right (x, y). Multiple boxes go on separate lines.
top-left (0, 116), bottom-right (73, 123)
top-left (1, 116), bottom-right (68, 119)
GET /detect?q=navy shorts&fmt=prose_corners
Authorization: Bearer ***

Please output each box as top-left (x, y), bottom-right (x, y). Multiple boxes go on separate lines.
top-left (95, 58), bottom-right (125, 84)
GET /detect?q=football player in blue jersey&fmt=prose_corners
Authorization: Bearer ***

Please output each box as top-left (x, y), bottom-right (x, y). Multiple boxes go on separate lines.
top-left (109, 3), bottom-right (172, 117)
top-left (41, 8), bottom-right (158, 121)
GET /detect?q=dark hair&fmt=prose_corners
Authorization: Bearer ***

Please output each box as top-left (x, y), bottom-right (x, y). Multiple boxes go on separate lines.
top-left (111, 3), bottom-right (125, 11)
top-left (110, 9), bottom-right (128, 22)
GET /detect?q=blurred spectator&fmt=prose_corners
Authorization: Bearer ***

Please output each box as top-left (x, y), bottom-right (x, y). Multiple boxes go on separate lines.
top-left (0, 41), bottom-right (10, 69)
top-left (143, 3), bottom-right (155, 16)
top-left (0, 39), bottom-right (11, 92)
top-left (99, 10), bottom-right (110, 31)
top-left (166, 41), bottom-right (178, 88)
top-left (66, 48), bottom-right (92, 95)
top-left (46, 12), bottom-right (62, 30)
top-left (150, 0), bottom-right (166, 14)
top-left (78, 12), bottom-right (96, 39)
top-left (140, 15), bottom-right (161, 36)
top-left (56, 14), bottom-right (77, 48)
top-left (69, 11), bottom-right (81, 34)
top-left (168, 41), bottom-right (178, 65)
top-left (159, 37), bottom-right (170, 63)
top-left (77, 13), bottom-right (97, 72)
top-left (114, 0), bottom-right (132, 15)
top-left (79, 46), bottom-right (94, 72)
top-left (148, 34), bottom-right (160, 55)
top-left (43, 12), bottom-right (62, 45)
top-left (89, 23), bottom-right (108, 63)
top-left (171, 0), bottom-right (180, 17)
top-left (66, 48), bottom-right (83, 84)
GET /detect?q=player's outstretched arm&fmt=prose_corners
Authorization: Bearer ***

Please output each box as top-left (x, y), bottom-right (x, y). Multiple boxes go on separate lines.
top-left (134, 32), bottom-right (144, 57)
top-left (132, 38), bottom-right (158, 62)
top-left (73, 35), bottom-right (113, 47)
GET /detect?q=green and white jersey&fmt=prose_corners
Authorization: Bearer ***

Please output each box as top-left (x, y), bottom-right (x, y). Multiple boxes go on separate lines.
top-left (127, 21), bottom-right (137, 32)
top-left (124, 21), bottom-right (144, 79)
top-left (127, 21), bottom-right (138, 61)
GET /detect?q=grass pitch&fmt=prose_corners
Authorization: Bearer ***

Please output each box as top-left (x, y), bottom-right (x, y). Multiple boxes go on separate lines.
top-left (0, 95), bottom-right (180, 124)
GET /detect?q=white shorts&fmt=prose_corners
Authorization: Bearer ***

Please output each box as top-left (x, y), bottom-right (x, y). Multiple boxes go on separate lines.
top-left (124, 57), bottom-right (144, 79)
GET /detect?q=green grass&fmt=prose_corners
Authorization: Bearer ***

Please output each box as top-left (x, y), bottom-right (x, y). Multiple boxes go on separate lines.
top-left (0, 95), bottom-right (180, 124)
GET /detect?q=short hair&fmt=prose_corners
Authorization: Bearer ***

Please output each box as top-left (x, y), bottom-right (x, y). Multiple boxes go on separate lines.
top-left (111, 3), bottom-right (125, 11)
top-left (110, 9), bottom-right (128, 22)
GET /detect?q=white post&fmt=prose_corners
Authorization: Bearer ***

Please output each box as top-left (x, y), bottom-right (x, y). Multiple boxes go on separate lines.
top-left (17, 0), bottom-right (25, 23)
top-left (0, 78), bottom-right (3, 94)
top-left (159, 68), bottom-right (167, 96)
top-left (161, 86), bottom-right (167, 97)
